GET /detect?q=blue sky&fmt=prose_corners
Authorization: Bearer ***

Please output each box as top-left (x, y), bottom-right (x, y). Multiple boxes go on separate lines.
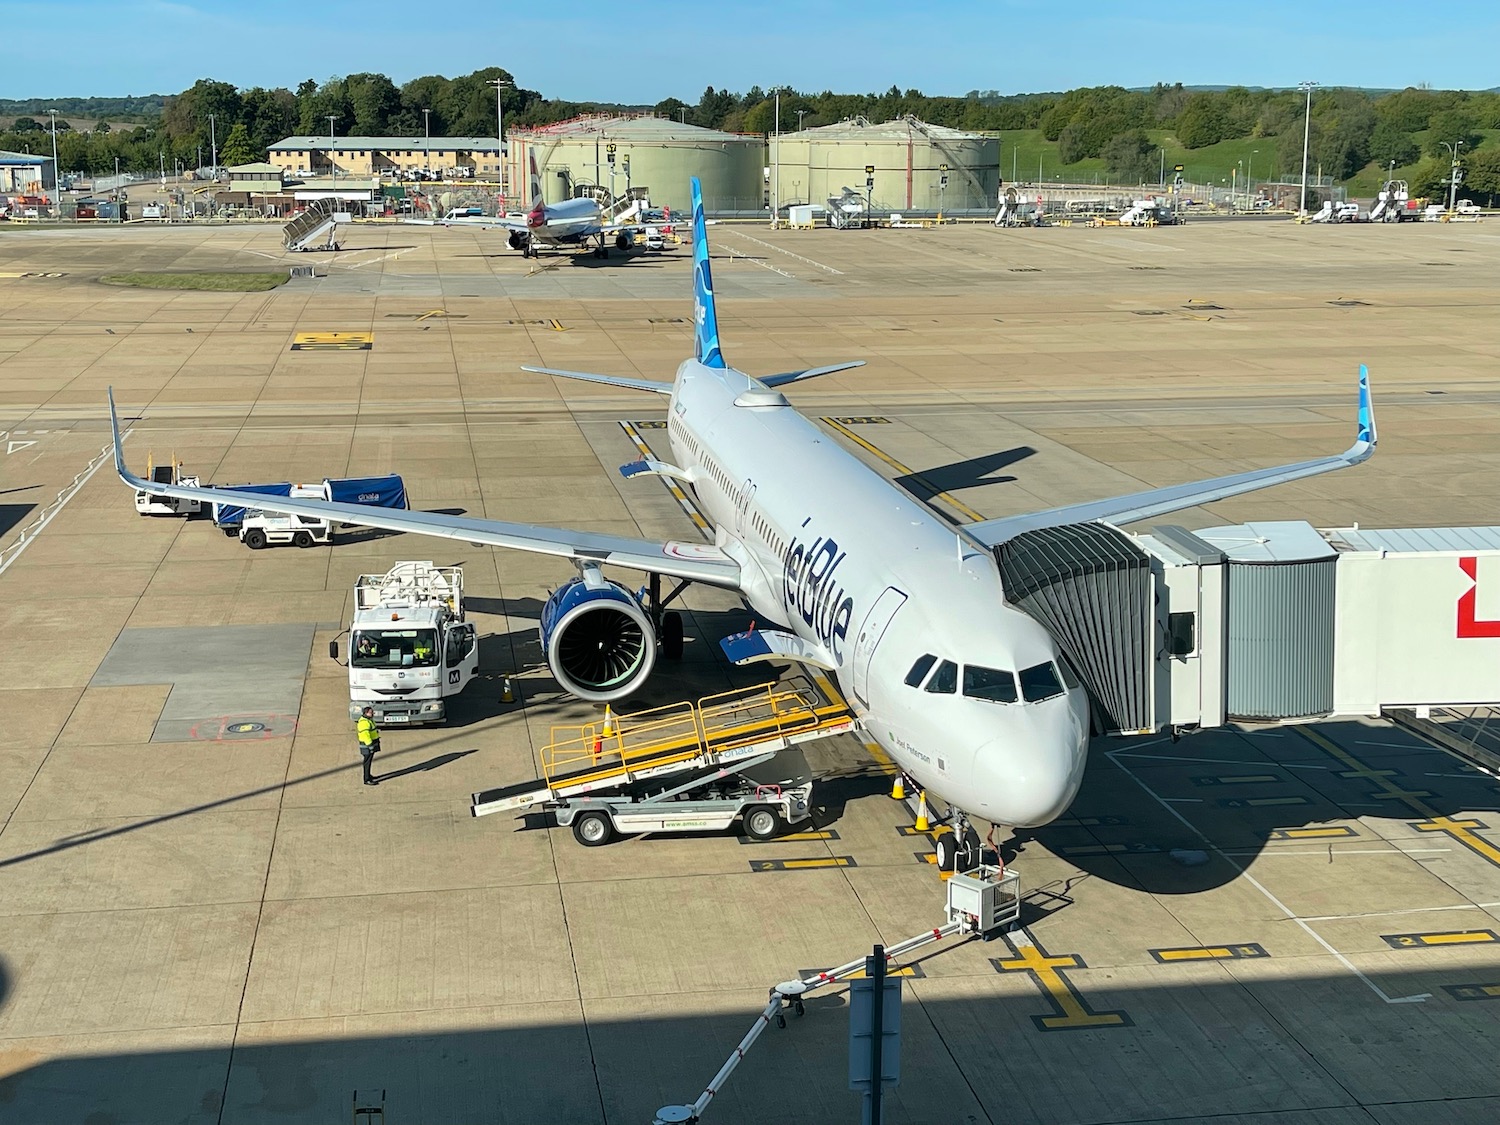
top-left (2, 0), bottom-right (1495, 100)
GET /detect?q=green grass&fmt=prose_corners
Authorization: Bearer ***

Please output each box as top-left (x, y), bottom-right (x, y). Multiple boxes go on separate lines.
top-left (100, 271), bottom-right (288, 292)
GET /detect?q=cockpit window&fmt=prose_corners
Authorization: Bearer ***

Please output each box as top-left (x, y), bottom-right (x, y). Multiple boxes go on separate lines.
top-left (963, 665), bottom-right (1018, 703)
top-left (1019, 662), bottom-right (1065, 702)
top-left (924, 659), bottom-right (958, 694)
top-left (904, 654), bottom-right (938, 688)
top-left (1057, 654), bottom-right (1081, 690)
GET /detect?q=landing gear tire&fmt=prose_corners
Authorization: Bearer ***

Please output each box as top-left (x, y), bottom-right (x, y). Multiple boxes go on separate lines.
top-left (660, 611), bottom-right (684, 660)
top-left (743, 805), bottom-right (783, 841)
top-left (933, 829), bottom-right (957, 872)
top-left (243, 529), bottom-right (267, 550)
top-left (957, 826), bottom-right (983, 873)
top-left (572, 811), bottom-right (614, 847)
top-left (293, 530), bottom-right (314, 549)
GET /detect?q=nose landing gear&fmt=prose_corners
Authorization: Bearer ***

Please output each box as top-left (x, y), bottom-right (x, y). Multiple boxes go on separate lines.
top-left (932, 809), bottom-right (984, 874)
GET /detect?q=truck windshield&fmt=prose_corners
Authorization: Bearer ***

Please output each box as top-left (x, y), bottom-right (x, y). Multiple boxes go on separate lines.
top-left (352, 628), bottom-right (439, 668)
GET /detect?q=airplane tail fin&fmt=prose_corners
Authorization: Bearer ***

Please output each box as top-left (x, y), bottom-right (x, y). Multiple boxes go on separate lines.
top-left (690, 177), bottom-right (725, 369)
top-left (528, 151), bottom-right (543, 210)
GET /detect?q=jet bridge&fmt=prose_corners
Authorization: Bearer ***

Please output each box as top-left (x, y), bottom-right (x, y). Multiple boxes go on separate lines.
top-left (996, 521), bottom-right (1500, 740)
top-left (470, 675), bottom-right (854, 819)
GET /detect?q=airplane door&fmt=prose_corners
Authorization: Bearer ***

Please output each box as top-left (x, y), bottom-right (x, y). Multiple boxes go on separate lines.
top-left (735, 481), bottom-right (756, 536)
top-left (850, 586), bottom-right (908, 706)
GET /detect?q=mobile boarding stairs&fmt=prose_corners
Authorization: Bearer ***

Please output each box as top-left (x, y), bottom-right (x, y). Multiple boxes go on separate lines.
top-left (282, 198), bottom-right (347, 252)
top-left (472, 675), bottom-right (854, 844)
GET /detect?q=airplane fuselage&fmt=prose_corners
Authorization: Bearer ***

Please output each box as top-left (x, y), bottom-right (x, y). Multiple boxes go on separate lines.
top-left (664, 359), bottom-right (1091, 828)
top-left (531, 197), bottom-right (606, 246)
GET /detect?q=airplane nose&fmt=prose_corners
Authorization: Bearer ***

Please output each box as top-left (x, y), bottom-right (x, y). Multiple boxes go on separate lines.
top-left (975, 693), bottom-right (1090, 828)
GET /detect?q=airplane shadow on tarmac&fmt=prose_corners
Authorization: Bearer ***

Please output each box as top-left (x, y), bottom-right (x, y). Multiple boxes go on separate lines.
top-left (1017, 719), bottom-right (1500, 896)
top-left (893, 446), bottom-right (1036, 511)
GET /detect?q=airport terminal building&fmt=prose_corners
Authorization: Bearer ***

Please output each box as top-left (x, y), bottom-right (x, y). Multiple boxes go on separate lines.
top-left (266, 136), bottom-right (502, 180)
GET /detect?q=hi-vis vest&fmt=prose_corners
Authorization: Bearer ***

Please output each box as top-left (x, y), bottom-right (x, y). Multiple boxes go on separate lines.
top-left (357, 716), bottom-right (379, 746)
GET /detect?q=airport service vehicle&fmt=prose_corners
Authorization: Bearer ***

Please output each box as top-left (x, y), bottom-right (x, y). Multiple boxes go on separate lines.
top-left (239, 509), bottom-right (332, 549)
top-left (1456, 199), bottom-right (1481, 215)
top-left (1119, 198), bottom-right (1176, 225)
top-left (108, 176), bottom-right (1382, 867)
top-left (134, 457), bottom-right (202, 516)
top-left (213, 474), bottom-right (406, 533)
top-left (331, 561), bottom-right (478, 723)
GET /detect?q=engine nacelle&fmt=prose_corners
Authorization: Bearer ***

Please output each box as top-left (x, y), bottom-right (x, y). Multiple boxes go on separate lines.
top-left (540, 575), bottom-right (656, 702)
top-left (507, 230), bottom-right (527, 251)
top-left (615, 232), bottom-right (631, 250)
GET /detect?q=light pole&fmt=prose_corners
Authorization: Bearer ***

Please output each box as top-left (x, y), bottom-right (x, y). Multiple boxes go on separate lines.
top-left (1248, 149), bottom-right (1258, 203)
top-left (1159, 147), bottom-right (1165, 186)
top-left (47, 109), bottom-right (59, 209)
top-left (422, 108), bottom-right (431, 178)
top-left (1440, 140), bottom-right (1465, 212)
top-left (797, 109), bottom-right (807, 131)
top-left (327, 114), bottom-right (338, 184)
top-left (1298, 81), bottom-right (1317, 217)
top-left (208, 112), bottom-right (217, 176)
top-left (488, 77), bottom-right (512, 197)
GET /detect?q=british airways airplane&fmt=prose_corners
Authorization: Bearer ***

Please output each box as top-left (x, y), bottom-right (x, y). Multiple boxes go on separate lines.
top-left (109, 177), bottom-right (1376, 870)
top-left (412, 152), bottom-right (640, 259)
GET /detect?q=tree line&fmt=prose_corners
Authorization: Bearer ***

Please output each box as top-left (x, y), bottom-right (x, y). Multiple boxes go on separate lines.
top-left (2, 74), bottom-right (1496, 202)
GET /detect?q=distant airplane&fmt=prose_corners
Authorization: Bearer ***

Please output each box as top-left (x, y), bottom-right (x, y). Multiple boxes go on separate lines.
top-left (108, 178), bottom-right (1377, 871)
top-left (408, 151), bottom-right (643, 259)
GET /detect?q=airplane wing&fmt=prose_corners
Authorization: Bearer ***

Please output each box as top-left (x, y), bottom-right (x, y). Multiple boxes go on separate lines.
top-left (403, 216), bottom-right (528, 232)
top-left (520, 365), bottom-right (672, 395)
top-left (106, 391), bottom-right (738, 589)
top-left (965, 365), bottom-right (1377, 549)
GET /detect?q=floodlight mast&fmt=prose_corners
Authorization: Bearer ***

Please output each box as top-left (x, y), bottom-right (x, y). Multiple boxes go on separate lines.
top-left (1299, 81), bottom-right (1318, 218)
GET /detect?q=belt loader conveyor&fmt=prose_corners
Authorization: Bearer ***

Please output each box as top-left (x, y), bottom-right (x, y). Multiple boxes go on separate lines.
top-left (470, 676), bottom-right (855, 832)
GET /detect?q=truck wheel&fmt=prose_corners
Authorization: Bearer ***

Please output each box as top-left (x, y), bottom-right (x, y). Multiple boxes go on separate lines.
top-left (244, 529), bottom-right (267, 550)
top-left (661, 611), bottom-right (684, 660)
top-left (293, 530), bottom-right (314, 548)
top-left (572, 811), bottom-right (614, 847)
top-left (743, 805), bottom-right (783, 841)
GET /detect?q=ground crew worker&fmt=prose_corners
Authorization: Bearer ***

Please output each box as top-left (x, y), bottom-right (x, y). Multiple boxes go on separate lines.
top-left (356, 706), bottom-right (381, 786)
top-left (414, 634), bottom-right (434, 663)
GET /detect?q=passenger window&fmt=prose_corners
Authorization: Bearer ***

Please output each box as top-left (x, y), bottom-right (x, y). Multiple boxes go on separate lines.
top-left (963, 665), bottom-right (1018, 703)
top-left (904, 654), bottom-right (937, 687)
top-left (1019, 662), bottom-right (1064, 702)
top-left (924, 660), bottom-right (958, 694)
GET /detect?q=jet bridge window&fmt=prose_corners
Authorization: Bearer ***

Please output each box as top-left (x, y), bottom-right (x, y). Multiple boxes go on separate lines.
top-left (924, 659), bottom-right (958, 695)
top-left (904, 654), bottom-right (937, 687)
top-left (963, 665), bottom-right (1018, 703)
top-left (1019, 662), bottom-right (1065, 703)
top-left (1166, 611), bottom-right (1196, 657)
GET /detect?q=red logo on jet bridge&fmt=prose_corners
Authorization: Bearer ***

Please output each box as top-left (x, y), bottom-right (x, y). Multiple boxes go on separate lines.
top-left (1457, 556), bottom-right (1500, 638)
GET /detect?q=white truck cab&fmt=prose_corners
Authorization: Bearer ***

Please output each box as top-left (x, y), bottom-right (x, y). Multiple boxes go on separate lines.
top-left (134, 459), bottom-right (203, 516)
top-left (239, 510), bottom-right (332, 549)
top-left (336, 562), bottom-right (479, 723)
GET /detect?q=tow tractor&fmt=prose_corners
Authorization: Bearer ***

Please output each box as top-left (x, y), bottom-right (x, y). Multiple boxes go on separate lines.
top-left (133, 455), bottom-right (202, 516)
top-left (471, 675), bottom-right (854, 845)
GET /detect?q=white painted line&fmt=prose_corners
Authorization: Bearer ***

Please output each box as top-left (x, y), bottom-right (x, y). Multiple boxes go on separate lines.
top-left (1299, 901), bottom-right (1496, 922)
top-left (1105, 746), bottom-right (1431, 1005)
top-left (1221, 848), bottom-right (1451, 859)
top-left (0, 434), bottom-right (128, 579)
top-left (725, 229), bottom-right (844, 275)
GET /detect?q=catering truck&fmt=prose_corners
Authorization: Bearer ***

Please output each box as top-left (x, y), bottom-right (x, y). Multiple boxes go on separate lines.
top-left (331, 561), bottom-right (479, 723)
top-left (213, 474), bottom-right (408, 535)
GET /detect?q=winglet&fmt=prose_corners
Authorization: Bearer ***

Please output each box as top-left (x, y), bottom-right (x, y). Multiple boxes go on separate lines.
top-left (1354, 363), bottom-right (1377, 454)
top-left (690, 177), bottom-right (725, 369)
top-left (106, 387), bottom-right (138, 486)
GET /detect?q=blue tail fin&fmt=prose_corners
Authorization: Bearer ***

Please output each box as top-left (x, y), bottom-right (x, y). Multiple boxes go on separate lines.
top-left (690, 177), bottom-right (725, 369)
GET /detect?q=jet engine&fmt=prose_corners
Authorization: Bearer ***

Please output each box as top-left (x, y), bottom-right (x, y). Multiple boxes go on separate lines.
top-left (539, 573), bottom-right (656, 702)
top-left (507, 230), bottom-right (528, 251)
top-left (615, 232), bottom-right (631, 250)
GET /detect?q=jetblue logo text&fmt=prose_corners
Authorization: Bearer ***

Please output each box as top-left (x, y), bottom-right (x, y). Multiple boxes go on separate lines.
top-left (783, 532), bottom-right (855, 661)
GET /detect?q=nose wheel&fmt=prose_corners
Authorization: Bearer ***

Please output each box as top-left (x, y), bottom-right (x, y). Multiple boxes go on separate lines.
top-left (933, 811), bottom-right (984, 873)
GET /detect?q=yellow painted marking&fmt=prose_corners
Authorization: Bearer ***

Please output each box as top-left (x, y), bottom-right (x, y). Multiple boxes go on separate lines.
top-left (1297, 727), bottom-right (1500, 869)
top-left (548, 318), bottom-right (567, 331)
top-left (991, 940), bottom-right (1131, 1031)
top-left (899, 825), bottom-right (937, 837)
top-left (290, 331), bottom-right (372, 351)
top-left (1219, 796), bottom-right (1310, 808)
top-left (1446, 983), bottom-right (1500, 1001)
top-left (1383, 929), bottom-right (1499, 949)
top-left (1192, 774), bottom-right (1280, 786)
top-left (839, 964), bottom-right (924, 980)
top-left (821, 418), bottom-right (987, 523)
top-left (1267, 826), bottom-right (1358, 840)
top-left (1338, 767), bottom-right (1401, 779)
top-left (741, 828), bottom-right (838, 844)
top-left (1150, 943), bottom-right (1268, 963)
top-left (415, 309), bottom-right (446, 321)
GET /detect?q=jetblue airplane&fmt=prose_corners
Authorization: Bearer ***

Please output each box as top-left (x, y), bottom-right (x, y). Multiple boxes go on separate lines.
top-left (411, 152), bottom-right (639, 259)
top-left (109, 177), bottom-right (1377, 870)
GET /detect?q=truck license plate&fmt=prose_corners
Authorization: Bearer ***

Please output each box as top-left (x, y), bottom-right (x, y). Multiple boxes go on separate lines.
top-left (384, 713), bottom-right (410, 723)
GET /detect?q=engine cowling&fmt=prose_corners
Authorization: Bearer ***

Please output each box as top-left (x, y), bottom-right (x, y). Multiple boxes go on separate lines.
top-left (539, 576), bottom-right (656, 702)
top-left (507, 230), bottom-right (527, 251)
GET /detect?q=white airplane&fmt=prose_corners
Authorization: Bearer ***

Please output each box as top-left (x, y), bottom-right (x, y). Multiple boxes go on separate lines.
top-left (410, 151), bottom-right (640, 259)
top-left (108, 177), bottom-right (1377, 870)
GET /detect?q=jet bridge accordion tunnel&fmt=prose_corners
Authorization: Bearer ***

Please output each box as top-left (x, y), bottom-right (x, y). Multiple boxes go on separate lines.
top-left (992, 520), bottom-right (1346, 737)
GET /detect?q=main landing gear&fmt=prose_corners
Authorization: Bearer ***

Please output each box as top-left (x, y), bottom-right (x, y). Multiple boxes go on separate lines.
top-left (646, 573), bottom-right (687, 661)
